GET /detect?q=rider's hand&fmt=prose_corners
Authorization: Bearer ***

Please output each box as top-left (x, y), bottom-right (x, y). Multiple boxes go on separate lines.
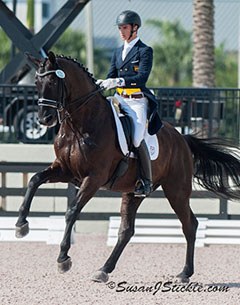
top-left (100, 78), bottom-right (125, 90)
top-left (96, 79), bottom-right (104, 85)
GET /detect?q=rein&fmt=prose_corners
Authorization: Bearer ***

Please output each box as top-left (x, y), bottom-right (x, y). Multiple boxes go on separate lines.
top-left (69, 86), bottom-right (104, 111)
top-left (36, 64), bottom-right (106, 161)
top-left (36, 68), bottom-right (104, 123)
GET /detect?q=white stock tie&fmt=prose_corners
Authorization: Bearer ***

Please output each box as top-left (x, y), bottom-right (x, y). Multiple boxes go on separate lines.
top-left (122, 46), bottom-right (131, 61)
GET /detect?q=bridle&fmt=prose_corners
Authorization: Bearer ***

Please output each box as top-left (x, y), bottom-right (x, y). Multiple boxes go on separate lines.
top-left (36, 69), bottom-right (66, 109)
top-left (36, 68), bottom-right (104, 124)
top-left (36, 63), bottom-right (106, 161)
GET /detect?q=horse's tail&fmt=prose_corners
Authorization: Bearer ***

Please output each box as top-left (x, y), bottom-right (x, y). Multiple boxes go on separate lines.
top-left (183, 134), bottom-right (240, 200)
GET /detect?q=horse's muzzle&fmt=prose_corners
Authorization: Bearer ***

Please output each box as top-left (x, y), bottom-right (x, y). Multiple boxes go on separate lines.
top-left (39, 114), bottom-right (57, 127)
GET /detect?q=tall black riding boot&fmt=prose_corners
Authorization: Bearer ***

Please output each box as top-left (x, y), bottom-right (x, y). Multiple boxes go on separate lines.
top-left (134, 140), bottom-right (153, 197)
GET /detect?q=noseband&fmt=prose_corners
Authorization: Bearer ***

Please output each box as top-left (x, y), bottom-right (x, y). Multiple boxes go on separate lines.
top-left (36, 68), bottom-right (67, 124)
top-left (36, 67), bottom-right (103, 123)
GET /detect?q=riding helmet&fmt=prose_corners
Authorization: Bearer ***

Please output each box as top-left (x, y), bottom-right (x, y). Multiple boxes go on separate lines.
top-left (116, 10), bottom-right (141, 28)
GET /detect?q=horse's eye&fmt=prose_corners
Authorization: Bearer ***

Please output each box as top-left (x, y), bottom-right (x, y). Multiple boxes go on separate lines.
top-left (49, 80), bottom-right (57, 87)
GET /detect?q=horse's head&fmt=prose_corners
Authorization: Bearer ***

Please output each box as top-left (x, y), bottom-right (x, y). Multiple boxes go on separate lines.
top-left (26, 51), bottom-right (66, 127)
top-left (27, 51), bottom-right (103, 128)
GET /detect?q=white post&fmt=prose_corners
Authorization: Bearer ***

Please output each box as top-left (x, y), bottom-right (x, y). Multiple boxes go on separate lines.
top-left (238, 14), bottom-right (240, 88)
top-left (238, 15), bottom-right (240, 141)
top-left (86, 1), bottom-right (94, 74)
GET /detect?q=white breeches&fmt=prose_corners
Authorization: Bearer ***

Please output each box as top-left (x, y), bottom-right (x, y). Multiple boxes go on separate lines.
top-left (115, 93), bottom-right (148, 148)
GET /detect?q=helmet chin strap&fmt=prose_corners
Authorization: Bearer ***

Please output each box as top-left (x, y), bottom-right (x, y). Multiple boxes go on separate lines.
top-left (127, 24), bottom-right (137, 41)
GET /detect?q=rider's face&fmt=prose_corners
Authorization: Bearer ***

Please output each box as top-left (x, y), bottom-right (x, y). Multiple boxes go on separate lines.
top-left (118, 24), bottom-right (137, 42)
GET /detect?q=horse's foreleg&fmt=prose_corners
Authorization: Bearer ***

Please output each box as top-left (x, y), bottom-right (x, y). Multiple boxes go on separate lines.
top-left (57, 176), bottom-right (100, 274)
top-left (92, 193), bottom-right (143, 283)
top-left (15, 165), bottom-right (63, 238)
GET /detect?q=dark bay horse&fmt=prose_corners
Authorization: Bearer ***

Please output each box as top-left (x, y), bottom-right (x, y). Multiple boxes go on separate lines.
top-left (15, 51), bottom-right (240, 282)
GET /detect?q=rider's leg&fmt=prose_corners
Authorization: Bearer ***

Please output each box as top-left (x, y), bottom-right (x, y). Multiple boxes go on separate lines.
top-left (134, 139), bottom-right (153, 197)
top-left (115, 94), bottom-right (152, 196)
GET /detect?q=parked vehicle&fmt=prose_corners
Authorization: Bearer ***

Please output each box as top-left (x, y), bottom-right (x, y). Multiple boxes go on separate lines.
top-left (0, 85), bottom-right (57, 143)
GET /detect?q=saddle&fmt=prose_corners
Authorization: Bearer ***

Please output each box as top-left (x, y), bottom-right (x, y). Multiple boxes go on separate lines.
top-left (116, 105), bottom-right (133, 151)
top-left (108, 96), bottom-right (159, 160)
top-left (104, 97), bottom-right (159, 189)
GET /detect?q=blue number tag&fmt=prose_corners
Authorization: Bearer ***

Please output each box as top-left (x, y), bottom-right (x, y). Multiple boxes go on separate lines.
top-left (55, 69), bottom-right (65, 79)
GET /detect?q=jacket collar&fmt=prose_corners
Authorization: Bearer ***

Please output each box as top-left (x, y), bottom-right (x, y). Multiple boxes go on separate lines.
top-left (123, 36), bottom-right (140, 51)
top-left (117, 40), bottom-right (141, 68)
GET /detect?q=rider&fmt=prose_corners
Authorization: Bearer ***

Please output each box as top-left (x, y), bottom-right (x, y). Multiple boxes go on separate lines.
top-left (98, 10), bottom-right (162, 197)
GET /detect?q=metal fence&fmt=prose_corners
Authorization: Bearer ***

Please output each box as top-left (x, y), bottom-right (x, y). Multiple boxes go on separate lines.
top-left (0, 85), bottom-right (239, 144)
top-left (152, 87), bottom-right (240, 141)
top-left (0, 85), bottom-right (57, 144)
top-left (0, 161), bottom-right (237, 220)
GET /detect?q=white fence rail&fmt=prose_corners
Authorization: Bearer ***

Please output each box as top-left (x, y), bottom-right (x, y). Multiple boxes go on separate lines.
top-left (0, 216), bottom-right (74, 244)
top-left (107, 217), bottom-right (240, 247)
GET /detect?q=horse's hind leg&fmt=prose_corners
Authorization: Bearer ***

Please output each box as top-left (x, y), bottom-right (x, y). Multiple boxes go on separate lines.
top-left (15, 165), bottom-right (64, 238)
top-left (92, 193), bottom-right (143, 283)
top-left (176, 207), bottom-right (198, 281)
top-left (163, 185), bottom-right (198, 282)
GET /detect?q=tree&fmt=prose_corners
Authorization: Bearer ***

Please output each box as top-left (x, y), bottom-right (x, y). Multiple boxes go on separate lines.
top-left (27, 0), bottom-right (35, 33)
top-left (51, 29), bottom-right (86, 64)
top-left (215, 44), bottom-right (237, 87)
top-left (0, 30), bottom-right (11, 70)
top-left (146, 19), bottom-right (192, 87)
top-left (51, 29), bottom-right (110, 79)
top-left (93, 47), bottom-right (112, 79)
top-left (193, 0), bottom-right (215, 87)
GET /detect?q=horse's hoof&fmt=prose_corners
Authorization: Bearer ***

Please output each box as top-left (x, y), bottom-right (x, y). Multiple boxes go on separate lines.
top-left (15, 222), bottom-right (29, 238)
top-left (176, 272), bottom-right (190, 283)
top-left (91, 270), bottom-right (109, 283)
top-left (58, 257), bottom-right (72, 274)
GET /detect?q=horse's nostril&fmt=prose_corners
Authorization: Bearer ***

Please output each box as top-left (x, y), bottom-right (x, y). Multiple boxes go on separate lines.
top-left (39, 114), bottom-right (53, 125)
top-left (45, 114), bottom-right (53, 123)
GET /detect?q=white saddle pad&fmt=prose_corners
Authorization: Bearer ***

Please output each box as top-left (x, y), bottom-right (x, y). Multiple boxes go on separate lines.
top-left (108, 98), bottom-right (159, 160)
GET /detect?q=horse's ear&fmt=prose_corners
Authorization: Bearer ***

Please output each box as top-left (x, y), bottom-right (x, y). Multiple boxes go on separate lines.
top-left (25, 52), bottom-right (42, 69)
top-left (48, 51), bottom-right (56, 65)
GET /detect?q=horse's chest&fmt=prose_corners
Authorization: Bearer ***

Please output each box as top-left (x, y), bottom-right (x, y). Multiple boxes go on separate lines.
top-left (67, 144), bottom-right (82, 166)
top-left (55, 138), bottom-right (82, 168)
top-left (55, 131), bottom-right (99, 178)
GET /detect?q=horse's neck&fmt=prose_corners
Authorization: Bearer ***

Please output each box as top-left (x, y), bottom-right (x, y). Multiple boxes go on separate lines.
top-left (65, 65), bottom-right (113, 131)
top-left (69, 93), bottom-right (111, 130)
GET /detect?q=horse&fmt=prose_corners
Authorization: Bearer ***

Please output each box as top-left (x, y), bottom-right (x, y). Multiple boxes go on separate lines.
top-left (15, 51), bottom-right (240, 283)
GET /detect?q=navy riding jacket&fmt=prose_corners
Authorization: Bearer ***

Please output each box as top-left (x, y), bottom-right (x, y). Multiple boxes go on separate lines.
top-left (107, 39), bottom-right (162, 135)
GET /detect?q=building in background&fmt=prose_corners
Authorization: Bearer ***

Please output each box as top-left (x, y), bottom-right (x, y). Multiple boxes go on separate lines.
top-left (3, 0), bottom-right (54, 33)
top-left (2, 0), bottom-right (239, 50)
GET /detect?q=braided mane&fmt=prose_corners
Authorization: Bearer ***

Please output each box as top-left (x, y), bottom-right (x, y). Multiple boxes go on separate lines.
top-left (55, 54), bottom-right (98, 86)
